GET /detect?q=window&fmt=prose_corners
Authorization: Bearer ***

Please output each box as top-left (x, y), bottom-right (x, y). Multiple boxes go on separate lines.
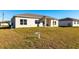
top-left (20, 19), bottom-right (27, 25)
top-left (24, 20), bottom-right (27, 25)
top-left (20, 19), bottom-right (23, 25)
top-left (35, 20), bottom-right (40, 24)
top-left (74, 21), bottom-right (76, 24)
top-left (77, 21), bottom-right (79, 24)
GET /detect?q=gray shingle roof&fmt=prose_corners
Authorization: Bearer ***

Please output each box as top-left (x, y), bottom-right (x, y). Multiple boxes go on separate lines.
top-left (14, 14), bottom-right (57, 20)
top-left (59, 17), bottom-right (79, 21)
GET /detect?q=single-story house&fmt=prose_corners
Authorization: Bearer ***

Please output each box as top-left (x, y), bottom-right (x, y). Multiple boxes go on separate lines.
top-left (59, 18), bottom-right (79, 27)
top-left (11, 14), bottom-right (58, 28)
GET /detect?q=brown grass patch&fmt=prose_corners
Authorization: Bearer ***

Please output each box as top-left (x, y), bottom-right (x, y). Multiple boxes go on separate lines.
top-left (0, 27), bottom-right (79, 49)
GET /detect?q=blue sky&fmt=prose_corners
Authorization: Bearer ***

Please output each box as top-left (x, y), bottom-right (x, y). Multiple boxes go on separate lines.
top-left (1, 10), bottom-right (79, 20)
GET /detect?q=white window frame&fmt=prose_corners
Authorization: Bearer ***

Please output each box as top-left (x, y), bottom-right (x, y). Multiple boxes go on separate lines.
top-left (20, 19), bottom-right (27, 25)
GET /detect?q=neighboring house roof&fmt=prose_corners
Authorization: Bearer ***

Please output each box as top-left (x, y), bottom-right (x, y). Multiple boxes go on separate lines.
top-left (13, 14), bottom-right (57, 20)
top-left (59, 17), bottom-right (79, 21)
top-left (0, 21), bottom-right (10, 23)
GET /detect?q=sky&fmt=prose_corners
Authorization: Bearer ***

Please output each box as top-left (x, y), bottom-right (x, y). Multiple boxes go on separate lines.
top-left (1, 10), bottom-right (79, 20)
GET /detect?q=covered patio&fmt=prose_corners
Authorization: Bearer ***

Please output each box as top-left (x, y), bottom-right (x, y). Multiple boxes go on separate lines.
top-left (38, 16), bottom-right (52, 27)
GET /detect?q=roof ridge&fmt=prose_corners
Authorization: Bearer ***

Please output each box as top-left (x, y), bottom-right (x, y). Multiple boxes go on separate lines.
top-left (15, 13), bottom-right (57, 20)
top-left (59, 17), bottom-right (79, 21)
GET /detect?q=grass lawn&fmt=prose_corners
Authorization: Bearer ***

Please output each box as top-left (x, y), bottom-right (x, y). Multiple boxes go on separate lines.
top-left (0, 27), bottom-right (79, 49)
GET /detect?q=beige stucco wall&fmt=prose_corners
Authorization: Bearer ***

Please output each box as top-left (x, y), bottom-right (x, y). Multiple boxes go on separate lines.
top-left (11, 17), bottom-right (59, 28)
top-left (15, 17), bottom-right (43, 28)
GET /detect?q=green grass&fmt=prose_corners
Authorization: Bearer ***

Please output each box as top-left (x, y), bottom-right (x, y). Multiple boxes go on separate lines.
top-left (0, 27), bottom-right (79, 48)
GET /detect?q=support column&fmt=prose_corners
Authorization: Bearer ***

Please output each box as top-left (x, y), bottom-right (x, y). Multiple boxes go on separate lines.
top-left (50, 20), bottom-right (52, 27)
top-left (44, 18), bottom-right (47, 27)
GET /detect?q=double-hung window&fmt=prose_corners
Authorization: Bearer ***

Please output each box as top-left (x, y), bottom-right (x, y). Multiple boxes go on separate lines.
top-left (24, 20), bottom-right (27, 25)
top-left (35, 20), bottom-right (40, 24)
top-left (77, 21), bottom-right (79, 24)
top-left (20, 19), bottom-right (23, 25)
top-left (74, 21), bottom-right (76, 24)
